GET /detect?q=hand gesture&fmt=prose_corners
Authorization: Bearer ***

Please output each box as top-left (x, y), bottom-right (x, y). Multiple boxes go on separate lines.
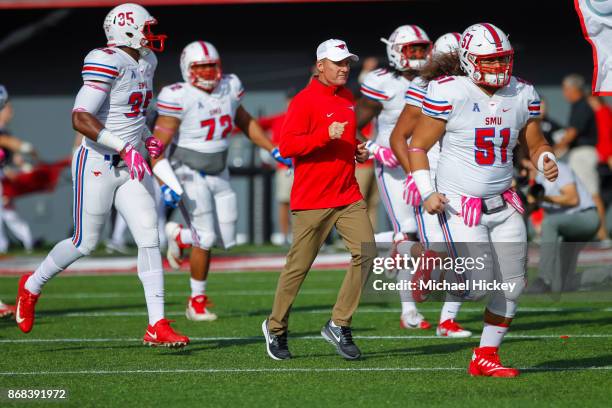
top-left (329, 121), bottom-right (348, 140)
top-left (542, 156), bottom-right (558, 182)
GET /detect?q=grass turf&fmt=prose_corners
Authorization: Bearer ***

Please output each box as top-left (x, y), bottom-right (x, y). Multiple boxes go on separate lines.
top-left (0, 269), bottom-right (611, 407)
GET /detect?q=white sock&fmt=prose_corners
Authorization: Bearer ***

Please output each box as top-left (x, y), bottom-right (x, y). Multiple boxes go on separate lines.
top-left (330, 320), bottom-right (340, 328)
top-left (401, 301), bottom-right (417, 315)
top-left (179, 229), bottom-right (193, 246)
top-left (374, 231), bottom-right (395, 244)
top-left (190, 278), bottom-right (206, 297)
top-left (26, 239), bottom-right (83, 294)
top-left (395, 240), bottom-right (417, 256)
top-left (397, 268), bottom-right (414, 304)
top-left (439, 301), bottom-right (461, 323)
top-left (138, 247), bottom-right (165, 325)
top-left (479, 323), bottom-right (509, 348)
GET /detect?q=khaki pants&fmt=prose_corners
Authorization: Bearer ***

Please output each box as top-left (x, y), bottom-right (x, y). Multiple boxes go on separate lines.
top-left (268, 200), bottom-right (376, 334)
top-left (355, 165), bottom-right (379, 230)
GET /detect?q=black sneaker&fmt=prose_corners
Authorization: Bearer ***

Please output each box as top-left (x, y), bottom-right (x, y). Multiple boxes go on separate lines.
top-left (321, 319), bottom-right (361, 360)
top-left (262, 319), bottom-right (291, 360)
top-left (525, 278), bottom-right (551, 294)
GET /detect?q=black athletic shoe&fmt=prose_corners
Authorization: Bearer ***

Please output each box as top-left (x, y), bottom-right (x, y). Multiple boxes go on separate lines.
top-left (525, 278), bottom-right (551, 294)
top-left (321, 319), bottom-right (361, 360)
top-left (262, 319), bottom-right (291, 360)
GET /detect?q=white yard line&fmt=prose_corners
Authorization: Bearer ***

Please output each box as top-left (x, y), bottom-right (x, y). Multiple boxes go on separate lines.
top-left (18, 306), bottom-right (611, 318)
top-left (0, 289), bottom-right (336, 299)
top-left (0, 334), bottom-right (610, 344)
top-left (0, 366), bottom-right (610, 376)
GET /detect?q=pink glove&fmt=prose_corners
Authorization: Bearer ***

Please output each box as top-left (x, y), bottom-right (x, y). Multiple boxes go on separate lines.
top-left (403, 175), bottom-right (422, 206)
top-left (0, 148), bottom-right (5, 164)
top-left (375, 146), bottom-right (399, 167)
top-left (502, 188), bottom-right (524, 214)
top-left (366, 141), bottom-right (399, 168)
top-left (460, 196), bottom-right (482, 227)
top-left (121, 144), bottom-right (151, 181)
top-left (145, 136), bottom-right (164, 159)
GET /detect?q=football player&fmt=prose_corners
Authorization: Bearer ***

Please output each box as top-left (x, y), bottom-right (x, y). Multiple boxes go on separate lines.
top-left (0, 84), bottom-right (39, 253)
top-left (408, 23), bottom-right (558, 377)
top-left (14, 3), bottom-right (189, 347)
top-left (389, 33), bottom-right (471, 338)
top-left (151, 41), bottom-right (291, 321)
top-left (358, 25), bottom-right (462, 332)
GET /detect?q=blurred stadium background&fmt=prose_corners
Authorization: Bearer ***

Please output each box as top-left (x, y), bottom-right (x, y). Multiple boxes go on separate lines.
top-left (0, 0), bottom-right (599, 245)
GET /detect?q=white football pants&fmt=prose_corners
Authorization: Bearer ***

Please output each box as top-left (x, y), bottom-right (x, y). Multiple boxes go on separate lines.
top-left (436, 192), bottom-right (527, 318)
top-left (175, 165), bottom-right (237, 250)
top-left (374, 162), bottom-right (417, 235)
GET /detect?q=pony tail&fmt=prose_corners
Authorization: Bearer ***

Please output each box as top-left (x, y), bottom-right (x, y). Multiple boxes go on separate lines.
top-left (419, 52), bottom-right (464, 84)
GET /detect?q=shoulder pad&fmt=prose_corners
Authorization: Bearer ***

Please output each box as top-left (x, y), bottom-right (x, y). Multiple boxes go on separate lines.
top-left (157, 83), bottom-right (185, 117)
top-left (514, 76), bottom-right (533, 85)
top-left (82, 48), bottom-right (122, 83)
top-left (432, 75), bottom-right (456, 84)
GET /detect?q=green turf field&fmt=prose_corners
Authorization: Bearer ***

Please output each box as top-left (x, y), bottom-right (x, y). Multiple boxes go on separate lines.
top-left (0, 269), bottom-right (611, 407)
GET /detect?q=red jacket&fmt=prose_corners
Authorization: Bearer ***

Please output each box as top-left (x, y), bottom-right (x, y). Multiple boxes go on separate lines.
top-left (279, 78), bottom-right (362, 210)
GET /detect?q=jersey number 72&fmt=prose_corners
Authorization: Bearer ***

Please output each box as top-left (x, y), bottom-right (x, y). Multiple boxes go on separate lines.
top-left (200, 115), bottom-right (233, 141)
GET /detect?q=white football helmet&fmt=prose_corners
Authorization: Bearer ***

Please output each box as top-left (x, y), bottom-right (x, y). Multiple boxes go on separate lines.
top-left (0, 85), bottom-right (7, 111)
top-left (180, 41), bottom-right (222, 92)
top-left (432, 32), bottom-right (461, 56)
top-left (459, 23), bottom-right (513, 88)
top-left (103, 3), bottom-right (166, 53)
top-left (381, 25), bottom-right (431, 71)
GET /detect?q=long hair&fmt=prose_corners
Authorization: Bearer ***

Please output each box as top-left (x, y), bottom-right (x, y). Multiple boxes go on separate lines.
top-left (419, 51), bottom-right (464, 84)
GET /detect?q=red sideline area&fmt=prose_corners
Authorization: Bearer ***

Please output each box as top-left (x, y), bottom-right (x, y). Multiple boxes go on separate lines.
top-left (0, 0), bottom-right (374, 10)
top-left (0, 246), bottom-right (611, 275)
top-left (0, 253), bottom-right (351, 276)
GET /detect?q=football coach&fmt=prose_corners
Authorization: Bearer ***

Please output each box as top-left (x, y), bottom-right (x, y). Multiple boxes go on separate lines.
top-left (262, 39), bottom-right (376, 361)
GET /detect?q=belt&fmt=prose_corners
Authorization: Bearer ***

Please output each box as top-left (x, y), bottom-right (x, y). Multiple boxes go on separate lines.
top-left (104, 154), bottom-right (122, 167)
top-left (481, 194), bottom-right (507, 215)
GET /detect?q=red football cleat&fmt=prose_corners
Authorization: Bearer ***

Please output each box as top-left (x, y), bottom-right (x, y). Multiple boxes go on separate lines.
top-left (436, 319), bottom-right (472, 338)
top-left (185, 295), bottom-right (217, 322)
top-left (0, 302), bottom-right (15, 318)
top-left (468, 346), bottom-right (520, 377)
top-left (15, 273), bottom-right (40, 333)
top-left (411, 250), bottom-right (439, 302)
top-left (143, 318), bottom-right (190, 348)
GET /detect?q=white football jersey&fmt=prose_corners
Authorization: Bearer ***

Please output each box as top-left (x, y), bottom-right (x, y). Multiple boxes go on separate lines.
top-left (80, 47), bottom-right (157, 154)
top-left (405, 76), bottom-right (441, 175)
top-left (156, 74), bottom-right (244, 154)
top-left (422, 76), bottom-right (540, 197)
top-left (360, 68), bottom-right (411, 148)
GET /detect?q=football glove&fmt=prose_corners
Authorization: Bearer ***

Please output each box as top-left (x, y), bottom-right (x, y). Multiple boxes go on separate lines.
top-left (161, 184), bottom-right (181, 208)
top-left (270, 147), bottom-right (292, 167)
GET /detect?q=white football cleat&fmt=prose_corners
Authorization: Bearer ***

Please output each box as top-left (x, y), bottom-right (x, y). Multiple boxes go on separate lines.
top-left (185, 295), bottom-right (217, 321)
top-left (400, 310), bottom-right (431, 330)
top-left (165, 222), bottom-right (187, 269)
top-left (436, 319), bottom-right (472, 338)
